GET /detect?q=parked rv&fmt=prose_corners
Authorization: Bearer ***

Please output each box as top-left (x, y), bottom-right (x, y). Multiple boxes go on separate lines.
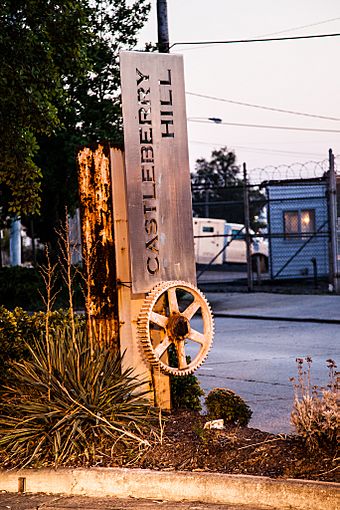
top-left (193, 217), bottom-right (268, 269)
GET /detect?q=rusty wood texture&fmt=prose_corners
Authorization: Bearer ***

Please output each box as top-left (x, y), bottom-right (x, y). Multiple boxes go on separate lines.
top-left (77, 144), bottom-right (119, 348)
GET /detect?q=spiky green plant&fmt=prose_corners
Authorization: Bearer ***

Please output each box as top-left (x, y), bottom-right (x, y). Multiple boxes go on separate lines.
top-left (0, 323), bottom-right (157, 468)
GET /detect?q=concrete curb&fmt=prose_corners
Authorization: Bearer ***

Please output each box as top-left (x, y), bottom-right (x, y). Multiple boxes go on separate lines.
top-left (0, 468), bottom-right (338, 510)
top-left (212, 312), bottom-right (340, 324)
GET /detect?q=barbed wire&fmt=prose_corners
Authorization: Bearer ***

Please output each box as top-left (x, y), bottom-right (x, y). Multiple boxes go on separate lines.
top-left (247, 155), bottom-right (340, 184)
top-left (191, 155), bottom-right (339, 188)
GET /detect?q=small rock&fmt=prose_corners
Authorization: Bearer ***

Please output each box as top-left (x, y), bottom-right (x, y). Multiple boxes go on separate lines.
top-left (203, 419), bottom-right (224, 430)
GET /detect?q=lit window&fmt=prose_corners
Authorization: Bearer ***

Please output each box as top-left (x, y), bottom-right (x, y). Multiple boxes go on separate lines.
top-left (283, 209), bottom-right (315, 239)
top-left (301, 210), bottom-right (315, 235)
top-left (283, 211), bottom-right (298, 239)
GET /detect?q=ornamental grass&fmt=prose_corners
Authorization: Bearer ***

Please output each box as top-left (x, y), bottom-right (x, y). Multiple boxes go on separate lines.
top-left (290, 357), bottom-right (339, 450)
top-left (0, 322), bottom-right (157, 468)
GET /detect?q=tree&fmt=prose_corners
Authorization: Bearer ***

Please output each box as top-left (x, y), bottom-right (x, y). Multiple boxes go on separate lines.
top-left (32, 0), bottom-right (151, 247)
top-left (0, 0), bottom-right (91, 217)
top-left (191, 147), bottom-right (265, 227)
top-left (0, 1), bottom-right (150, 236)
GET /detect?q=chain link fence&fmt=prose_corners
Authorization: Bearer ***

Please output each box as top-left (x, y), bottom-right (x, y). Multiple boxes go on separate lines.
top-left (195, 153), bottom-right (340, 294)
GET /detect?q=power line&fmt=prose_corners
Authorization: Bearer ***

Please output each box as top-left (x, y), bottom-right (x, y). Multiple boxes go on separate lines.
top-left (188, 118), bottom-right (340, 133)
top-left (180, 18), bottom-right (340, 51)
top-left (189, 140), bottom-right (325, 158)
top-left (170, 32), bottom-right (340, 48)
top-left (255, 17), bottom-right (340, 38)
top-left (186, 92), bottom-right (340, 122)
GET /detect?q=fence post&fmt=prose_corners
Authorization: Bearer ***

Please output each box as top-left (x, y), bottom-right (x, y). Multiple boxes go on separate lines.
top-left (243, 162), bottom-right (253, 291)
top-left (328, 148), bottom-right (339, 293)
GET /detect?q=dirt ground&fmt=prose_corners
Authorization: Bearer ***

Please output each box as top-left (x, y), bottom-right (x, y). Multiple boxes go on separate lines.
top-left (122, 412), bottom-right (339, 483)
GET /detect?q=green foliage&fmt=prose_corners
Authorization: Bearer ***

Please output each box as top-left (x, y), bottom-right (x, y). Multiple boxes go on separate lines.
top-left (32, 0), bottom-right (151, 246)
top-left (205, 388), bottom-right (252, 427)
top-left (191, 146), bottom-right (265, 226)
top-left (0, 306), bottom-right (85, 384)
top-left (0, 267), bottom-right (84, 311)
top-left (170, 372), bottom-right (204, 412)
top-left (0, 0), bottom-right (91, 216)
top-left (290, 357), bottom-right (338, 450)
top-left (0, 322), bottom-right (156, 468)
top-left (0, 0), bottom-right (151, 223)
top-left (168, 346), bottom-right (204, 411)
top-left (0, 267), bottom-right (44, 310)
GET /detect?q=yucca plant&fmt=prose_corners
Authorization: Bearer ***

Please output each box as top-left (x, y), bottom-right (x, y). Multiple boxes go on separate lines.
top-left (0, 322), bottom-right (157, 468)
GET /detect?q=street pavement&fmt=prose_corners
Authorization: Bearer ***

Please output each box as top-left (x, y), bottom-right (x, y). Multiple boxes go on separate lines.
top-left (187, 291), bottom-right (340, 434)
top-left (205, 290), bottom-right (340, 322)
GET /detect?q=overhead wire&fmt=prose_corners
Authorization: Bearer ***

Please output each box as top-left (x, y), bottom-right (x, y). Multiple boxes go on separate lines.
top-left (189, 140), bottom-right (325, 158)
top-left (170, 32), bottom-right (340, 48)
top-left (255, 16), bottom-right (340, 38)
top-left (188, 118), bottom-right (340, 133)
top-left (186, 92), bottom-right (340, 122)
top-left (177, 17), bottom-right (340, 51)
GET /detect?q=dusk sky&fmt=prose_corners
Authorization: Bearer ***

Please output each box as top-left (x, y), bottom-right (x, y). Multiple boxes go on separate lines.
top-left (136, 1), bottom-right (340, 181)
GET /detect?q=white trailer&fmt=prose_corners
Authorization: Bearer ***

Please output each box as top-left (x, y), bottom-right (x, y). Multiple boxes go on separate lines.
top-left (193, 217), bottom-right (268, 267)
top-left (193, 218), bottom-right (226, 265)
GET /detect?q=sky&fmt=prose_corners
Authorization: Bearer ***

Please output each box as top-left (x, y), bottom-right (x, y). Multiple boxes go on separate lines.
top-left (135, 0), bottom-right (340, 182)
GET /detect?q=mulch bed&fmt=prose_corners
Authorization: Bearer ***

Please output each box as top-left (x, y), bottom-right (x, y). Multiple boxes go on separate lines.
top-left (0, 411), bottom-right (338, 482)
top-left (125, 412), bottom-right (339, 483)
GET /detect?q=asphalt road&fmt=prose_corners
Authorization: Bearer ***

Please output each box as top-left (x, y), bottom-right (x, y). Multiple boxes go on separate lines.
top-left (187, 316), bottom-right (339, 434)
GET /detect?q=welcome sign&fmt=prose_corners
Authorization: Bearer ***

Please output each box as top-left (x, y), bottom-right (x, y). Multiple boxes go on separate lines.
top-left (120, 51), bottom-right (196, 294)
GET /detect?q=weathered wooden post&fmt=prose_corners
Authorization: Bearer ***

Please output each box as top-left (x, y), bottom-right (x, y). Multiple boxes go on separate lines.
top-left (77, 52), bottom-right (214, 409)
top-left (77, 144), bottom-right (119, 349)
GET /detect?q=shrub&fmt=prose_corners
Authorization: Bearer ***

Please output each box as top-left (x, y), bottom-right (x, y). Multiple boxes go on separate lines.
top-left (205, 387), bottom-right (252, 426)
top-left (0, 267), bottom-right (84, 311)
top-left (290, 357), bottom-right (338, 449)
top-left (0, 307), bottom-right (85, 384)
top-left (170, 371), bottom-right (204, 412)
top-left (168, 346), bottom-right (204, 411)
top-left (0, 322), bottom-right (157, 468)
top-left (0, 267), bottom-right (44, 310)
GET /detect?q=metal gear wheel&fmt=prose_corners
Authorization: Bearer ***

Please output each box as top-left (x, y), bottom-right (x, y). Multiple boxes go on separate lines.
top-left (137, 280), bottom-right (214, 376)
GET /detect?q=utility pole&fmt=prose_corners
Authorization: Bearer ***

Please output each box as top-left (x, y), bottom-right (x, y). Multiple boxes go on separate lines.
top-left (243, 163), bottom-right (253, 291)
top-left (328, 148), bottom-right (339, 293)
top-left (204, 189), bottom-right (210, 217)
top-left (157, 0), bottom-right (170, 53)
top-left (9, 216), bottom-right (21, 266)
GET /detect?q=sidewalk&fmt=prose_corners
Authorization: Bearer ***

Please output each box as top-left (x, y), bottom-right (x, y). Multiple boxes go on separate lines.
top-left (205, 291), bottom-right (340, 322)
top-left (0, 492), bottom-right (280, 510)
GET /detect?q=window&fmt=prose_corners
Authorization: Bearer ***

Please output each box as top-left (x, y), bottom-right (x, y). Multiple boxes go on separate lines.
top-left (231, 228), bottom-right (246, 240)
top-left (202, 226), bottom-right (214, 233)
top-left (283, 209), bottom-right (315, 239)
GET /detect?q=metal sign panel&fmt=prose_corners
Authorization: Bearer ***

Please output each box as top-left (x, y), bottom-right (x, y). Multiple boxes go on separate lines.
top-left (120, 51), bottom-right (196, 294)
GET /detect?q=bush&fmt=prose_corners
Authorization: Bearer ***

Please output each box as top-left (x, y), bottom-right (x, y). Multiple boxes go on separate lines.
top-left (290, 357), bottom-right (338, 449)
top-left (0, 267), bottom-right (84, 311)
top-left (0, 322), bottom-right (157, 468)
top-left (170, 371), bottom-right (204, 412)
top-left (205, 388), bottom-right (252, 426)
top-left (0, 306), bottom-right (85, 384)
top-left (0, 267), bottom-right (44, 310)
top-left (168, 346), bottom-right (204, 411)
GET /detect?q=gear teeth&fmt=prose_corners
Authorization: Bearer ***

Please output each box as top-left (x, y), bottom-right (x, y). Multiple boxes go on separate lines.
top-left (137, 280), bottom-right (214, 377)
